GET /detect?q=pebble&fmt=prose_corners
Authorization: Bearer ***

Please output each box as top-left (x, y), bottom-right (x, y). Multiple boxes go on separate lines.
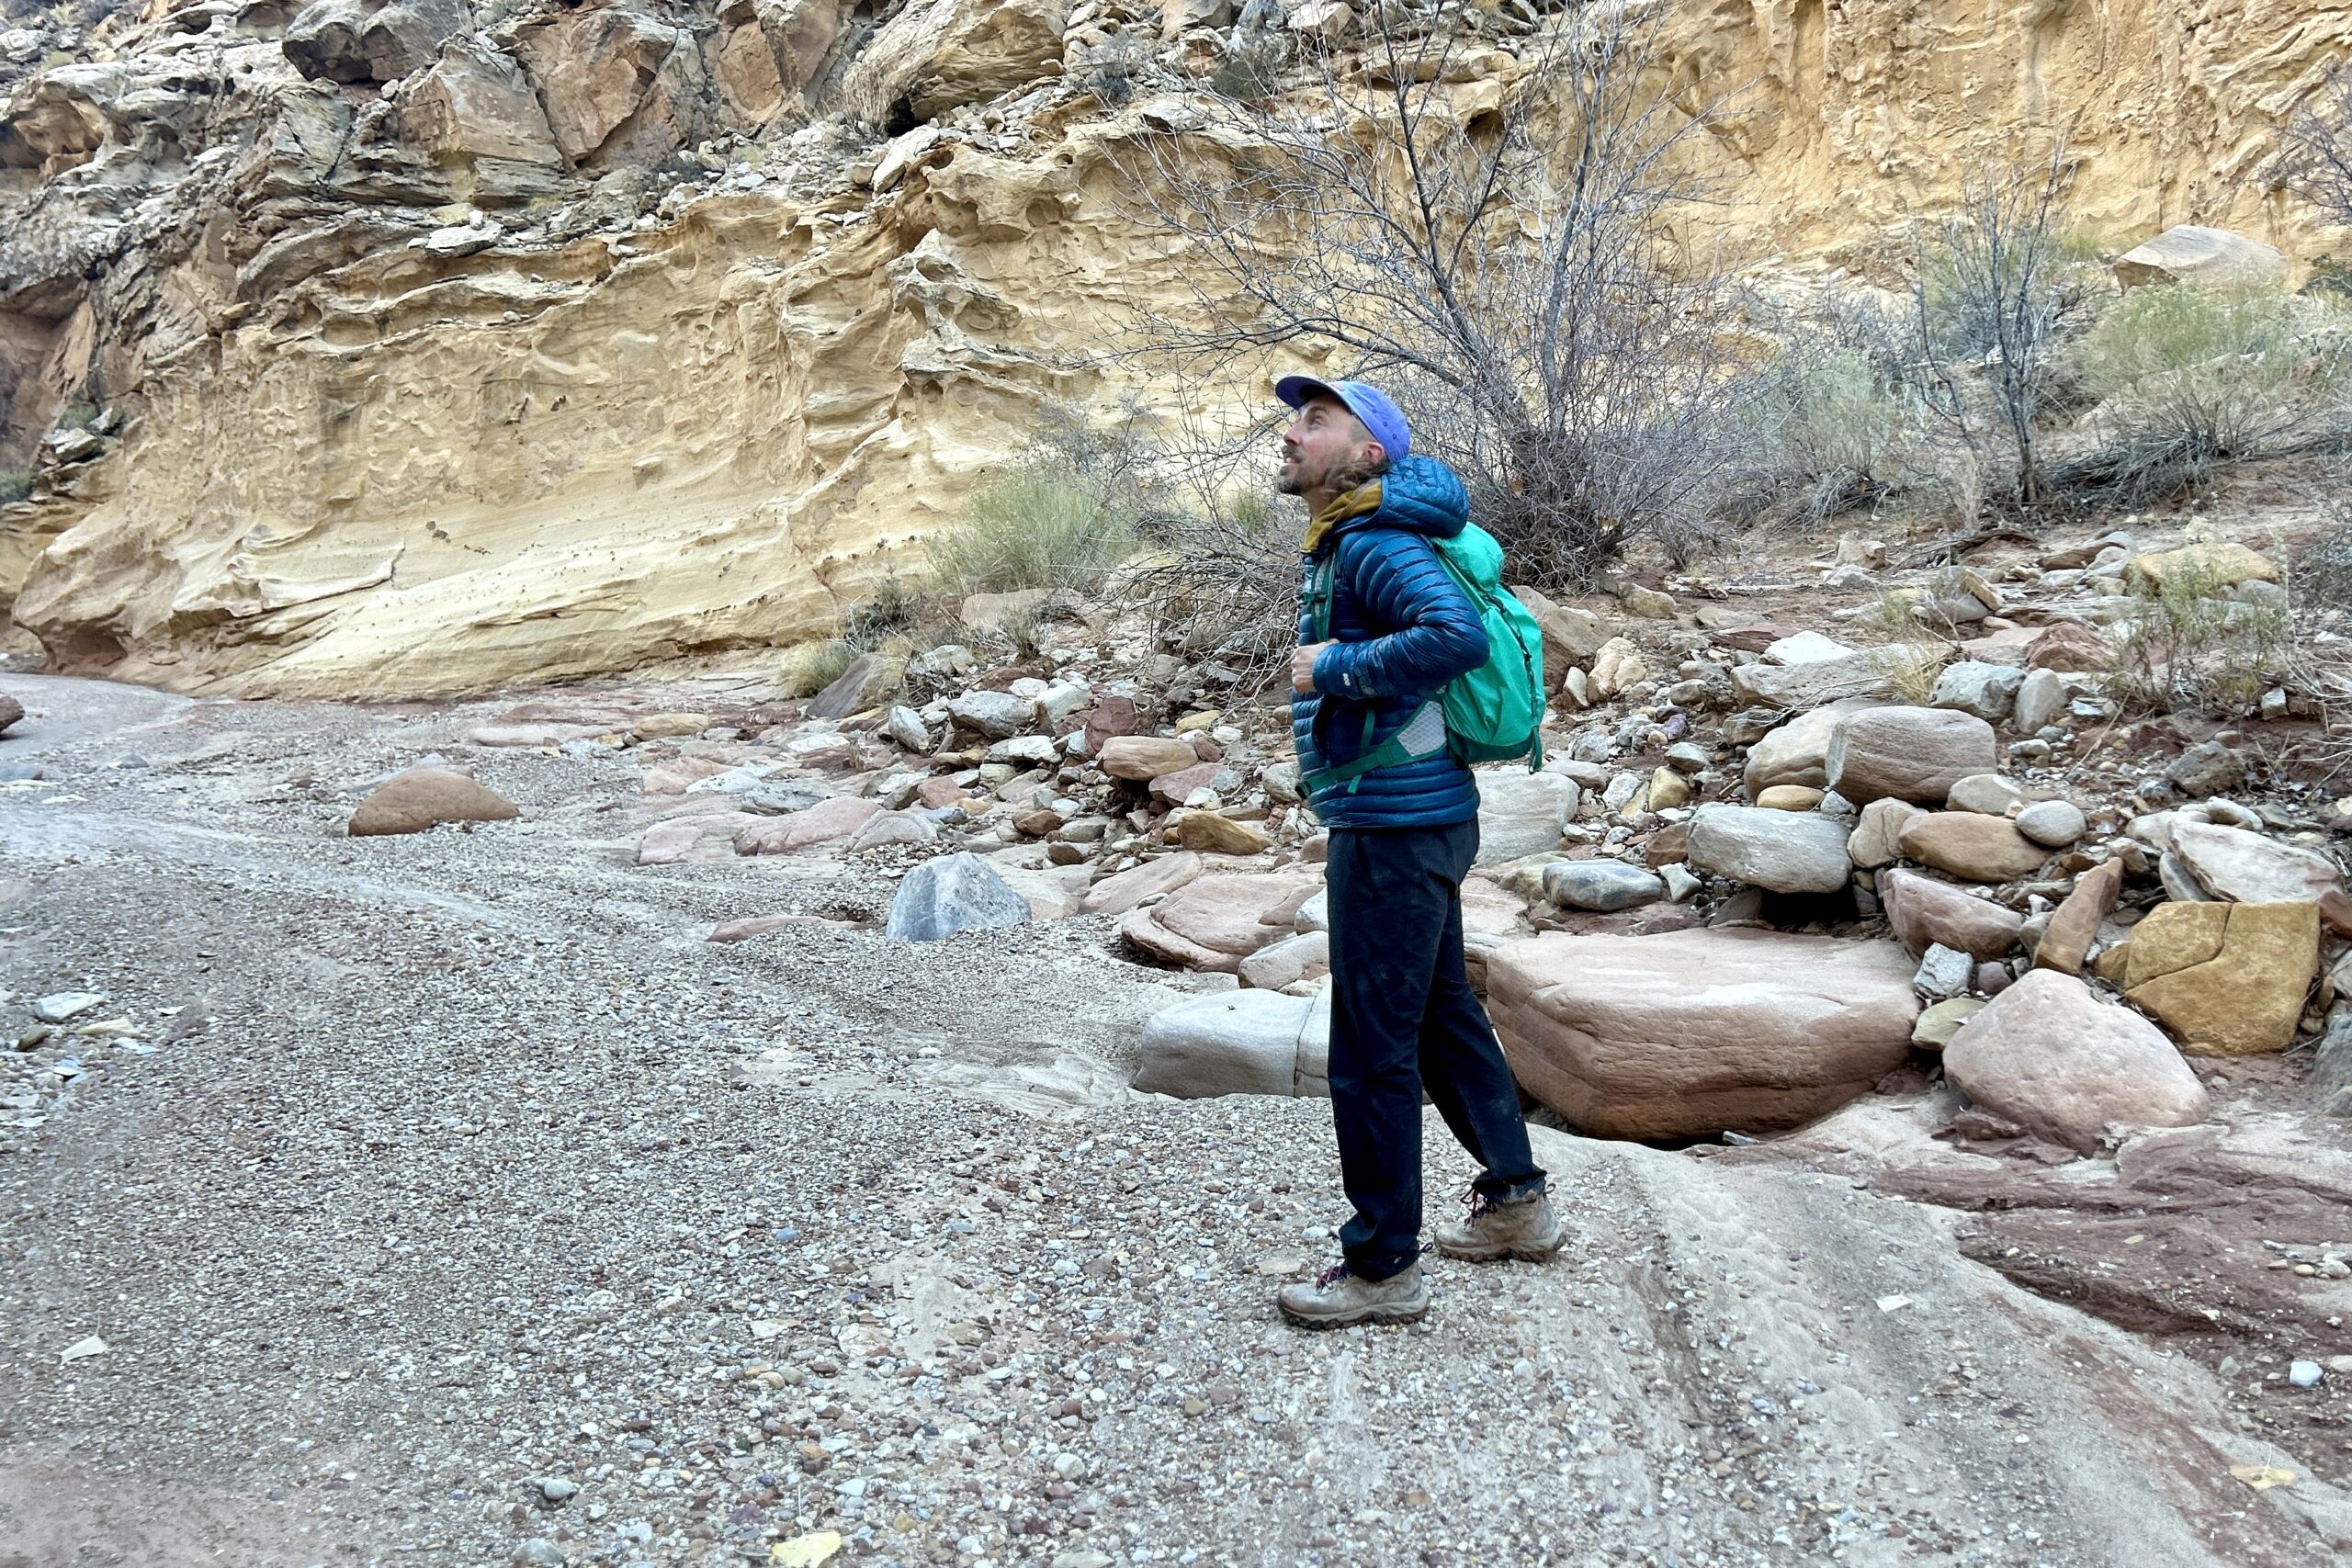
top-left (537, 1475), bottom-right (578, 1503)
top-left (32, 992), bottom-right (107, 1024)
top-left (2290, 1359), bottom-right (2324, 1388)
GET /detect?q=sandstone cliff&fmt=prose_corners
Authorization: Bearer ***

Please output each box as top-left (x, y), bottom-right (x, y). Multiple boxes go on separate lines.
top-left (2, 0), bottom-right (2349, 695)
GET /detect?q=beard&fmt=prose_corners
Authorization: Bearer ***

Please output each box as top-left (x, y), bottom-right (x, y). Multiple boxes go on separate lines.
top-left (1274, 452), bottom-right (1314, 495)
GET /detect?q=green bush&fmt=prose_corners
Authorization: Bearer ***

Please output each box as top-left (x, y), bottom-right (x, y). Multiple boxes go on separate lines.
top-left (776, 638), bottom-right (857, 698)
top-left (2111, 551), bottom-right (2290, 714)
top-left (1748, 344), bottom-right (1912, 522)
top-left (923, 462), bottom-right (1136, 596)
top-left (2060, 285), bottom-right (2340, 505)
top-left (0, 470), bottom-right (30, 507)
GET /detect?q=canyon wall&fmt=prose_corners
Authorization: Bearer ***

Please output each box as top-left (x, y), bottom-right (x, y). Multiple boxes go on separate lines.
top-left (2, 0), bottom-right (2348, 696)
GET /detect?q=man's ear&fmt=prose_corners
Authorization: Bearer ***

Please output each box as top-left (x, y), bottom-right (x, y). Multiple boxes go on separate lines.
top-left (1362, 440), bottom-right (1387, 469)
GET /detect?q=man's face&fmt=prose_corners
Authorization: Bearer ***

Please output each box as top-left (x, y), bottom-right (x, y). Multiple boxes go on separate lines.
top-left (1277, 395), bottom-right (1383, 496)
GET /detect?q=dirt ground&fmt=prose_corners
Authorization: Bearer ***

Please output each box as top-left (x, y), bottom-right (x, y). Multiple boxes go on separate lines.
top-left (1, 669), bottom-right (2348, 1568)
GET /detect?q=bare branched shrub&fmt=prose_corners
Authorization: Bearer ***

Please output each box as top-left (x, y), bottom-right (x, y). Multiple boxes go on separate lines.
top-left (1119, 6), bottom-right (1749, 587)
top-left (1906, 140), bottom-right (2102, 511)
top-left (1739, 344), bottom-right (1915, 525)
top-left (2284, 64), bottom-right (2352, 232)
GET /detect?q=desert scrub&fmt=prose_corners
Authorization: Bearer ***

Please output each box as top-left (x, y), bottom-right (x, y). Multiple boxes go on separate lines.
top-left (1745, 344), bottom-right (1915, 524)
top-left (2059, 285), bottom-right (2345, 506)
top-left (0, 469), bottom-right (30, 506)
top-left (775, 638), bottom-right (857, 699)
top-left (2111, 550), bottom-right (2291, 715)
top-left (923, 464), bottom-right (1136, 595)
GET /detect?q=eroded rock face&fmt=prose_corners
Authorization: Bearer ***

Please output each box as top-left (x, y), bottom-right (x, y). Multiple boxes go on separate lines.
top-left (3, 0), bottom-right (2342, 694)
top-left (1485, 928), bottom-right (1919, 1140)
top-left (1943, 970), bottom-right (2209, 1152)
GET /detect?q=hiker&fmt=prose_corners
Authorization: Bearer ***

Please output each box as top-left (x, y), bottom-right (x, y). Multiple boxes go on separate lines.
top-left (1272, 375), bottom-right (1565, 1329)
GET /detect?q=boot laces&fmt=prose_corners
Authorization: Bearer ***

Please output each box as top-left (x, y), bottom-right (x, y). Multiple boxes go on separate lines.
top-left (1459, 1182), bottom-right (1498, 1223)
top-left (1315, 1263), bottom-right (1351, 1290)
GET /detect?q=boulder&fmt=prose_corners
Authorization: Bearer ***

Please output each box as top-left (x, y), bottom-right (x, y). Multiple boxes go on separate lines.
top-left (807, 652), bottom-right (903, 720)
top-left (1929, 661), bottom-right (2023, 722)
top-left (886, 705), bottom-right (933, 753)
top-left (1915, 943), bottom-right (1974, 1001)
top-left (1946, 773), bottom-right (2024, 816)
top-left (400, 36), bottom-right (565, 188)
top-left (885, 852), bottom-right (1032, 941)
top-left (1510, 585), bottom-right (1611, 685)
top-left (1173, 811), bottom-right (1272, 856)
top-left (1896, 812), bottom-right (2049, 883)
top-left (2113, 225), bottom-right (2290, 291)
top-left (2122, 900), bottom-right (2318, 1055)
top-left (1742, 698), bottom-right (1882, 797)
top-left (1731, 649), bottom-right (1928, 709)
top-left (1878, 867), bottom-right (2023, 961)
top-left (2169, 819), bottom-right (2343, 904)
top-left (2012, 668), bottom-right (2068, 734)
top-left (1237, 931), bottom-right (1329, 990)
top-left (2033, 859), bottom-right (2124, 976)
top-left (1942, 970), bottom-right (2209, 1152)
top-left (1542, 859), bottom-right (1665, 912)
top-left (2315, 1008), bottom-right (2352, 1118)
top-left (946, 690), bottom-right (1036, 739)
top-left (1755, 784), bottom-right (1825, 811)
top-left (347, 768), bottom-right (518, 836)
top-left (1099, 735), bottom-right (1199, 781)
top-left (1079, 852), bottom-right (1203, 915)
top-left (958, 588), bottom-right (1050, 631)
top-left (2165, 741), bottom-right (2245, 800)
top-left (1913, 997), bottom-right (1986, 1048)
top-left (842, 0), bottom-right (1065, 120)
top-left (1475, 769), bottom-right (1576, 865)
top-left (2014, 799), bottom-right (2086, 848)
top-left (1761, 631), bottom-right (1855, 665)
top-left (638, 813), bottom-right (760, 864)
top-left (1121, 874), bottom-right (1322, 972)
top-left (512, 4), bottom-right (694, 166)
top-left (846, 809), bottom-right (937, 850)
top-left (0, 694), bottom-right (20, 736)
top-left (1081, 695), bottom-right (1139, 754)
top-left (2023, 622), bottom-right (2112, 672)
top-left (1826, 707), bottom-right (1997, 807)
top-left (1684, 805), bottom-right (1852, 894)
top-left (1847, 798), bottom-right (1921, 870)
top-left (2127, 540), bottom-right (2281, 592)
top-left (1587, 637), bottom-right (1649, 700)
top-left (731, 795), bottom-right (880, 854)
top-left (1133, 989), bottom-right (1317, 1099)
top-left (1485, 929), bottom-right (1920, 1139)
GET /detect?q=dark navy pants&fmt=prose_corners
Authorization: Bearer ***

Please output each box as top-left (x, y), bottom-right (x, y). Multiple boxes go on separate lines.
top-left (1324, 818), bottom-right (1546, 1280)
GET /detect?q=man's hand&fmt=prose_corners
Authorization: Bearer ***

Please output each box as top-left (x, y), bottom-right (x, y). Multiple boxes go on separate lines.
top-left (1292, 641), bottom-right (1332, 694)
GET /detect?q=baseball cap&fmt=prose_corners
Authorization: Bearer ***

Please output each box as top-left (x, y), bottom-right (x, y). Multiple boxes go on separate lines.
top-left (1275, 375), bottom-right (1410, 463)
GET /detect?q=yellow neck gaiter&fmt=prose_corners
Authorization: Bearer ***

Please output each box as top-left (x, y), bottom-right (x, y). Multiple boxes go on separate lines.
top-left (1302, 479), bottom-right (1384, 554)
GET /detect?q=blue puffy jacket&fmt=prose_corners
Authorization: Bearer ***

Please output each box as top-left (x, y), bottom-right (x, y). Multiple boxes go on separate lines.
top-left (1291, 456), bottom-right (1488, 829)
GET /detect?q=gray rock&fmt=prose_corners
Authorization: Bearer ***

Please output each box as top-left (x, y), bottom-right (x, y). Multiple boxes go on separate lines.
top-left (1915, 942), bottom-right (1975, 1002)
top-left (33, 992), bottom-right (107, 1024)
top-left (2015, 799), bottom-right (2087, 848)
top-left (946, 690), bottom-right (1038, 739)
top-left (1475, 769), bottom-right (1577, 865)
top-left (2290, 1359), bottom-right (2325, 1388)
top-left (1761, 631), bottom-right (1857, 665)
top-left (1684, 806), bottom-right (1854, 895)
top-left (1262, 761), bottom-right (1303, 803)
top-left (1826, 706), bottom-right (1998, 807)
top-left (886, 705), bottom-right (933, 753)
top-left (741, 780), bottom-right (835, 815)
top-left (2315, 1005), bottom-right (2352, 1119)
top-left (537, 1476), bottom-right (579, 1503)
top-left (885, 852), bottom-right (1031, 942)
top-left (2158, 852), bottom-right (2209, 904)
top-left (1663, 741), bottom-right (1708, 774)
top-left (2012, 668), bottom-right (2067, 735)
top-left (1543, 859), bottom-right (1667, 912)
top-left (2170, 819), bottom-right (2345, 903)
top-left (1133, 989), bottom-right (1317, 1098)
top-left (2165, 740), bottom-right (2245, 800)
top-left (1929, 660), bottom-right (2025, 722)
top-left (1237, 931), bottom-right (1329, 990)
top-left (1661, 863), bottom-right (1701, 902)
top-left (1946, 773), bottom-right (2024, 816)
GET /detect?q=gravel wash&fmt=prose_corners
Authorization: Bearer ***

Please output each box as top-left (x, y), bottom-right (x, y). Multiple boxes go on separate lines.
top-left (1, 672), bottom-right (2345, 1568)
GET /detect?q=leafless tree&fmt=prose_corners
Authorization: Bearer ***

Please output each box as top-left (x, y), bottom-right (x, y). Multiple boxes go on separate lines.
top-left (2283, 64), bottom-right (2352, 233)
top-left (1114, 2), bottom-right (1749, 587)
top-left (1905, 137), bottom-right (2097, 511)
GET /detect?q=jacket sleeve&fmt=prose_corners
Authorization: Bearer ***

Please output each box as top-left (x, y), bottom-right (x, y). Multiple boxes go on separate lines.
top-left (1311, 529), bottom-right (1489, 699)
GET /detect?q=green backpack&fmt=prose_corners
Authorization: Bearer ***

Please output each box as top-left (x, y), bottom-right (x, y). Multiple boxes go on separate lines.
top-left (1301, 523), bottom-right (1546, 794)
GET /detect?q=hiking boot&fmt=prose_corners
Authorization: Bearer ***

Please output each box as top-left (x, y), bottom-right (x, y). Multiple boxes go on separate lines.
top-left (1434, 1187), bottom-right (1566, 1262)
top-left (1276, 1260), bottom-right (1429, 1328)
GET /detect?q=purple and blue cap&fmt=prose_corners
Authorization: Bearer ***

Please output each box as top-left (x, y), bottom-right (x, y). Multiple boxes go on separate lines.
top-left (1275, 375), bottom-right (1410, 463)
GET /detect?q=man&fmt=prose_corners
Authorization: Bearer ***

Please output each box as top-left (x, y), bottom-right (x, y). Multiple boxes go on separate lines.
top-left (1271, 376), bottom-right (1564, 1330)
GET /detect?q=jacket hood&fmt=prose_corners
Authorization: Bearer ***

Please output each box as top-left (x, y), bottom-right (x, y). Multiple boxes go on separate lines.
top-left (1337, 455), bottom-right (1469, 540)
